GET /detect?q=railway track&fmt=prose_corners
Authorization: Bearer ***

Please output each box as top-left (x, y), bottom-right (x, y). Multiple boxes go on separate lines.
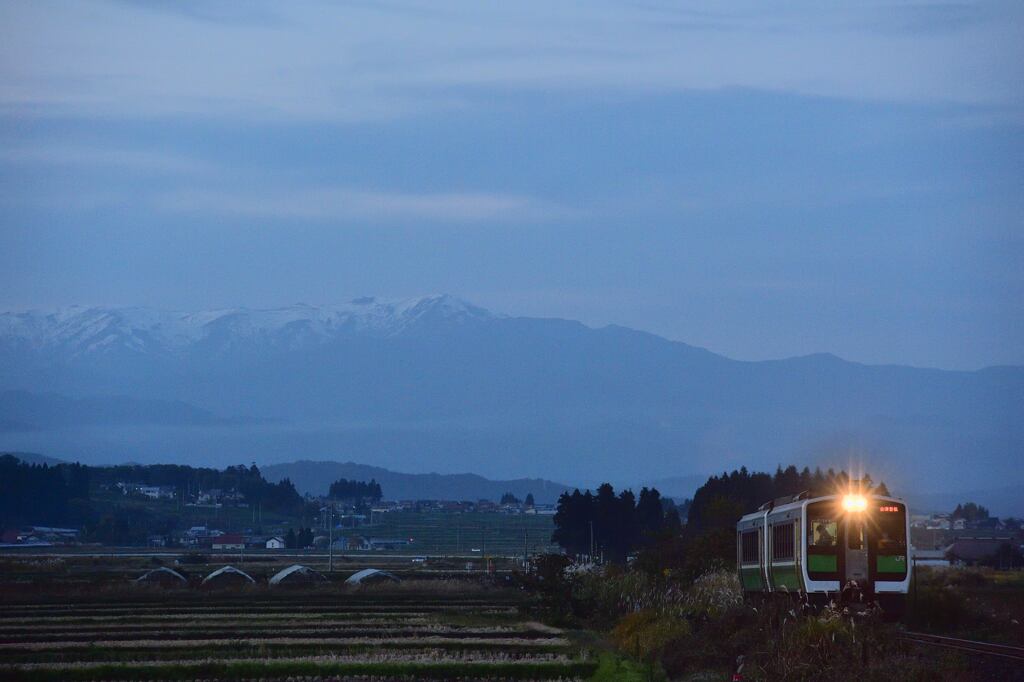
top-left (901, 631), bottom-right (1024, 662)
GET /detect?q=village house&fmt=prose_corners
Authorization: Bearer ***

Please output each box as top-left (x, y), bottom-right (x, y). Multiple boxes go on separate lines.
top-left (211, 533), bottom-right (245, 550)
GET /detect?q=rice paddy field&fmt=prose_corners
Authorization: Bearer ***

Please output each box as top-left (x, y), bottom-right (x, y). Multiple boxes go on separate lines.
top-left (0, 581), bottom-right (596, 681)
top-left (0, 554), bottom-right (595, 681)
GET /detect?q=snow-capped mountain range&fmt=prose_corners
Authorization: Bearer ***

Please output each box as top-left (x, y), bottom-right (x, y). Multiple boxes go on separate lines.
top-left (0, 295), bottom-right (494, 358)
top-left (0, 294), bottom-right (1021, 493)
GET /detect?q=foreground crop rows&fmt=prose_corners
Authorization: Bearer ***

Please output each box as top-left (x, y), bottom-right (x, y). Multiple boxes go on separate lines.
top-left (0, 589), bottom-right (594, 681)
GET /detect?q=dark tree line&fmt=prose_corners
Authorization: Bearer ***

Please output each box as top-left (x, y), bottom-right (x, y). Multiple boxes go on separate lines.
top-left (551, 484), bottom-right (682, 562)
top-left (0, 456), bottom-right (304, 532)
top-left (0, 455), bottom-right (90, 527)
top-left (502, 492), bottom-right (536, 506)
top-left (328, 478), bottom-right (382, 501)
top-left (952, 502), bottom-right (990, 522)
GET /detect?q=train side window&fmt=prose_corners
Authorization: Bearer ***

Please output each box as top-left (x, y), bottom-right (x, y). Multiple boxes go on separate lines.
top-left (741, 531), bottom-right (759, 563)
top-left (810, 519), bottom-right (837, 547)
top-left (771, 523), bottom-right (794, 561)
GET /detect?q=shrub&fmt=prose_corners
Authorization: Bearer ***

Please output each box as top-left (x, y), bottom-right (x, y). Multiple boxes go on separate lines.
top-left (590, 652), bottom-right (662, 682)
top-left (611, 609), bottom-right (691, 661)
top-left (906, 582), bottom-right (971, 631)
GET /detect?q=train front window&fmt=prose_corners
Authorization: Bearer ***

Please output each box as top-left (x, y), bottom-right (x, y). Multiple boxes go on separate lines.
top-left (874, 505), bottom-right (906, 552)
top-left (806, 501), bottom-right (840, 580)
top-left (872, 502), bottom-right (908, 580)
top-left (811, 519), bottom-right (837, 547)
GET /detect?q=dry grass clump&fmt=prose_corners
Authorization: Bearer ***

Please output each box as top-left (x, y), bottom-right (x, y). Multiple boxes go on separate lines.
top-left (681, 570), bottom-right (742, 619)
top-left (572, 567), bottom-right (742, 624)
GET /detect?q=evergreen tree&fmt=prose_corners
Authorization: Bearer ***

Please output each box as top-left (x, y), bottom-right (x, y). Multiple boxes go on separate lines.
top-left (613, 489), bottom-right (639, 561)
top-left (552, 489), bottom-right (590, 555)
top-left (296, 527), bottom-right (314, 548)
top-left (636, 487), bottom-right (664, 539)
top-left (328, 478), bottom-right (383, 501)
top-left (664, 506), bottom-right (683, 534)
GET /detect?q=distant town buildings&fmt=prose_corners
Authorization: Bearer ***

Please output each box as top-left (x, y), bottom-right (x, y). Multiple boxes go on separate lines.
top-left (116, 482), bottom-right (175, 500)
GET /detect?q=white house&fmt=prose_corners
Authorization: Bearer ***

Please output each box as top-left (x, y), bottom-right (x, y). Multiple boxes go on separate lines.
top-left (266, 536), bottom-right (286, 549)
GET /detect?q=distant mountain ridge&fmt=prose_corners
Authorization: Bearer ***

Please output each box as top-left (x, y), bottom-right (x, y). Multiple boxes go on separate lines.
top-left (0, 390), bottom-right (250, 431)
top-left (2, 451), bottom-right (66, 466)
top-left (262, 460), bottom-right (571, 504)
top-left (0, 294), bottom-right (1021, 492)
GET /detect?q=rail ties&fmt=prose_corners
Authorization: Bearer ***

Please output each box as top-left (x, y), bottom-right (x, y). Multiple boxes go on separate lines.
top-left (901, 631), bottom-right (1024, 662)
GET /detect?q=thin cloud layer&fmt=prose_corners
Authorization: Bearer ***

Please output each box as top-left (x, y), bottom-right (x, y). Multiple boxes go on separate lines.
top-left (155, 187), bottom-right (570, 223)
top-left (1, 1), bottom-right (1021, 122)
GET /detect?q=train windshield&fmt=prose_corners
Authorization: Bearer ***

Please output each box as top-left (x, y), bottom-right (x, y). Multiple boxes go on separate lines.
top-left (873, 504), bottom-right (906, 550)
top-left (811, 519), bottom-right (837, 547)
top-left (871, 502), bottom-right (908, 580)
top-left (806, 501), bottom-right (840, 580)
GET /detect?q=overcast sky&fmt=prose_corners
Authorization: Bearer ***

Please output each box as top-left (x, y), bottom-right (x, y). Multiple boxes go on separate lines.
top-left (1, 0), bottom-right (1021, 369)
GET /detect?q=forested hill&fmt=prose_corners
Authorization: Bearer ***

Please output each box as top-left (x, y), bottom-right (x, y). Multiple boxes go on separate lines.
top-left (0, 455), bottom-right (303, 528)
top-left (263, 460), bottom-right (571, 504)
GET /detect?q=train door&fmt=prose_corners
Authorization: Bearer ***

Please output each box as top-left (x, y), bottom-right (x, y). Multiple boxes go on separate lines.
top-left (844, 514), bottom-right (870, 592)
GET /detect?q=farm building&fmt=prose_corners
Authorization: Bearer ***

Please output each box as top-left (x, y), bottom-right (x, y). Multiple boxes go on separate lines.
top-left (269, 564), bottom-right (327, 586)
top-left (134, 567), bottom-right (188, 585)
top-left (202, 565), bottom-right (255, 587)
top-left (946, 537), bottom-right (1023, 568)
top-left (266, 536), bottom-right (286, 549)
top-left (345, 568), bottom-right (400, 585)
top-left (211, 533), bottom-right (245, 550)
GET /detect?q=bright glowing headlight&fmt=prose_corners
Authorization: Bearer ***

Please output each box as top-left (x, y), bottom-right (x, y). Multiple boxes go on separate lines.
top-left (842, 494), bottom-right (867, 512)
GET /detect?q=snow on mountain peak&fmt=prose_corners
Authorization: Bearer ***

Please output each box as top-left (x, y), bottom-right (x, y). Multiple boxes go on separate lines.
top-left (0, 295), bottom-right (496, 357)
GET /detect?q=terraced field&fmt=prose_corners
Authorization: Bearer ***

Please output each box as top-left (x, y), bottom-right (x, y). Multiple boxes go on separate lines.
top-left (0, 587), bottom-right (595, 681)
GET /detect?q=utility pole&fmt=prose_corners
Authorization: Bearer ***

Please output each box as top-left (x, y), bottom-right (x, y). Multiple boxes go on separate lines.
top-left (589, 520), bottom-right (594, 560)
top-left (320, 504), bottom-right (334, 573)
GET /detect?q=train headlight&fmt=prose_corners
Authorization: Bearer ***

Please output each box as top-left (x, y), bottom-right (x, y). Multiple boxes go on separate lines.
top-left (842, 494), bottom-right (867, 512)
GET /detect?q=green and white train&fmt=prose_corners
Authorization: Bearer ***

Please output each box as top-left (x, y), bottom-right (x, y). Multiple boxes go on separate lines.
top-left (736, 492), bottom-right (910, 614)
